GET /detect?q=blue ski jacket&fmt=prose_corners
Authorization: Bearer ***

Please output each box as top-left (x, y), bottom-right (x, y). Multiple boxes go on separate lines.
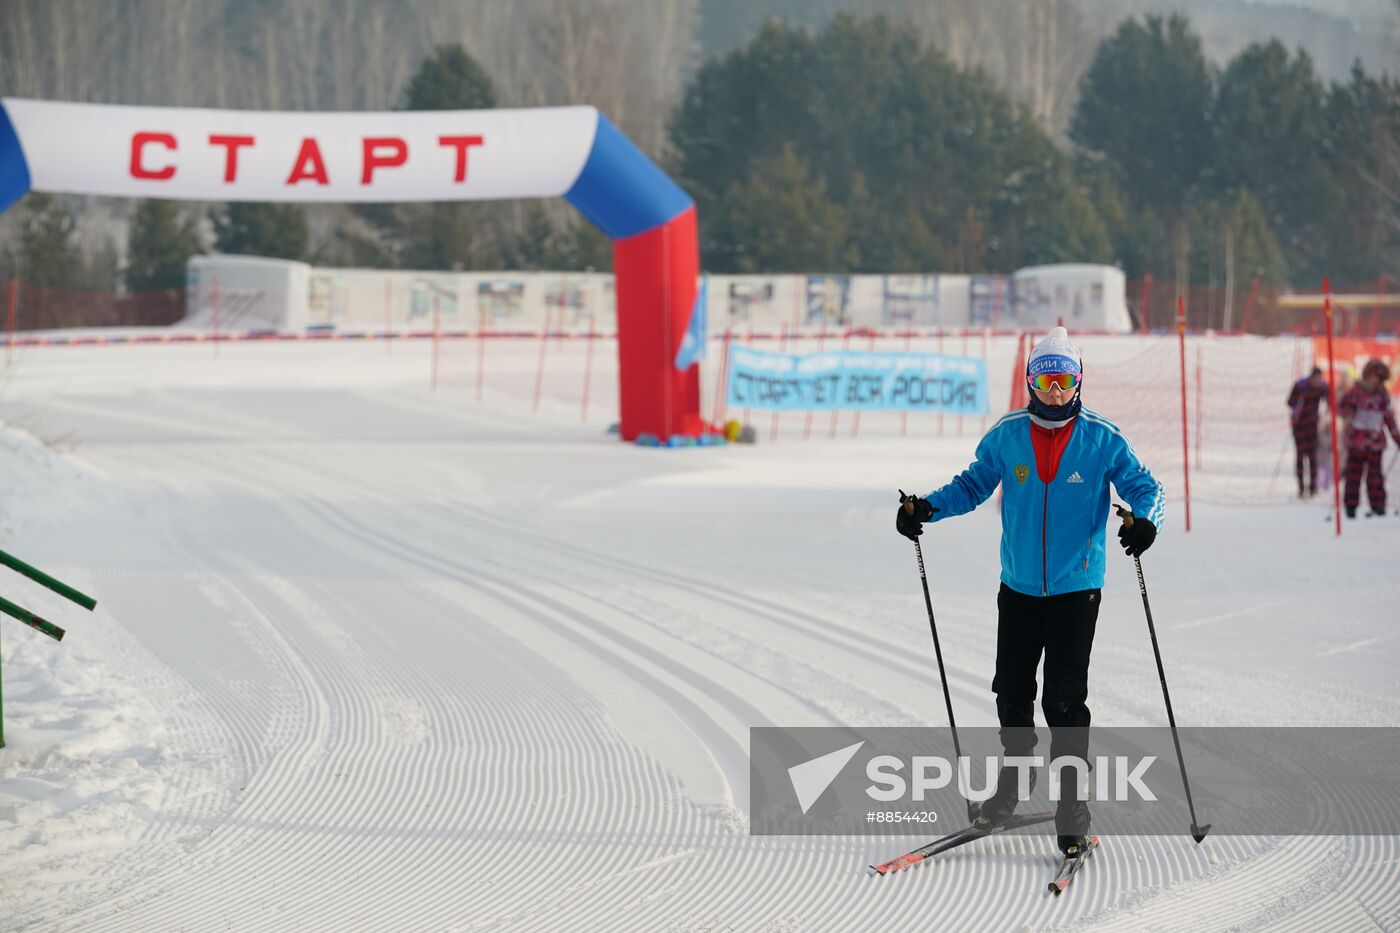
top-left (924, 408), bottom-right (1166, 597)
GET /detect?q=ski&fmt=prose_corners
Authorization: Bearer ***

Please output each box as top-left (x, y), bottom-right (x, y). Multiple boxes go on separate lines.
top-left (868, 811), bottom-right (1055, 876)
top-left (1047, 834), bottom-right (1099, 895)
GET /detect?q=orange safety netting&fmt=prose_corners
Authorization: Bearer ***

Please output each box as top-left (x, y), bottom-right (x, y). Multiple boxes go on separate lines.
top-left (1080, 335), bottom-right (1314, 509)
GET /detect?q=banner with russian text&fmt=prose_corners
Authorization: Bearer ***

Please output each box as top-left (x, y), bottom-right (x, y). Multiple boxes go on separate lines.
top-left (726, 346), bottom-right (988, 413)
top-left (0, 98), bottom-right (598, 203)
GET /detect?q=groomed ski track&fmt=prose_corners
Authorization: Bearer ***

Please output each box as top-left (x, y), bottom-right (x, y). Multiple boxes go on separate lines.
top-left (0, 341), bottom-right (1397, 931)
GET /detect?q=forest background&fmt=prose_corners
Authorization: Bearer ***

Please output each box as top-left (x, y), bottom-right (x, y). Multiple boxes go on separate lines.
top-left (0, 0), bottom-right (1395, 329)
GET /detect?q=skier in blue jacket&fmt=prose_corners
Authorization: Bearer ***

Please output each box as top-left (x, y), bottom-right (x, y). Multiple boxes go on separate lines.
top-left (896, 327), bottom-right (1165, 858)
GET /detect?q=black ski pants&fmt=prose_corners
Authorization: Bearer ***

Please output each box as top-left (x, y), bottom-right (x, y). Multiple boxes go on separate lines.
top-left (992, 583), bottom-right (1099, 770)
top-left (1344, 447), bottom-right (1386, 512)
top-left (1293, 428), bottom-right (1319, 495)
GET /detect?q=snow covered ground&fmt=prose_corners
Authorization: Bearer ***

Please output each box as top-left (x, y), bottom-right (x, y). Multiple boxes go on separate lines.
top-left (0, 338), bottom-right (1396, 931)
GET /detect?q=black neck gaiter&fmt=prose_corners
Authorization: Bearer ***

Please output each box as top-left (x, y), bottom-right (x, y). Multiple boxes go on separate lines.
top-left (1027, 386), bottom-right (1082, 424)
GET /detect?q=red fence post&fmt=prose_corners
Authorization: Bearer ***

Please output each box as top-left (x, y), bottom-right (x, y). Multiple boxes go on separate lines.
top-left (1323, 278), bottom-right (1342, 537)
top-left (805, 322), bottom-right (828, 440)
top-left (212, 275), bottom-right (220, 358)
top-left (957, 329), bottom-right (969, 436)
top-left (772, 323), bottom-right (788, 442)
top-left (430, 293), bottom-right (440, 391)
top-left (1239, 276), bottom-right (1261, 335)
top-left (581, 312), bottom-right (595, 423)
top-left (981, 327), bottom-right (989, 434)
top-left (532, 305), bottom-right (551, 411)
top-left (1008, 331), bottom-right (1028, 412)
top-left (742, 326), bottom-right (754, 426)
top-left (850, 330), bottom-right (875, 438)
top-left (829, 327), bottom-right (849, 439)
top-left (5, 279), bottom-right (16, 368)
top-left (1140, 273), bottom-right (1152, 335)
top-left (1194, 344), bottom-right (1203, 470)
top-left (475, 303), bottom-right (486, 402)
top-left (1374, 276), bottom-right (1386, 338)
top-left (999, 331), bottom-right (1029, 511)
top-left (901, 328), bottom-right (912, 436)
top-left (937, 328), bottom-right (945, 437)
top-left (712, 329), bottom-right (731, 427)
top-left (1176, 296), bottom-right (1192, 533)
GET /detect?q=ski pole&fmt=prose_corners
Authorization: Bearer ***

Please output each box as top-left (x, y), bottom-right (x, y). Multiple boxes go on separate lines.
top-left (1266, 433), bottom-right (1290, 498)
top-left (900, 490), bottom-right (975, 822)
top-left (1115, 504), bottom-right (1210, 843)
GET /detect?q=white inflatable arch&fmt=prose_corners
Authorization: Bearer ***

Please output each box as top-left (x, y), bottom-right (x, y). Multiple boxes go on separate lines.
top-left (0, 99), bottom-right (703, 440)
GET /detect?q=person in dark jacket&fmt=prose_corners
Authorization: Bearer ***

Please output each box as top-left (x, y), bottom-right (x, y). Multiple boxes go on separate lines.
top-left (1287, 367), bottom-right (1328, 497)
top-left (897, 327), bottom-right (1165, 859)
top-left (1338, 359), bottom-right (1400, 518)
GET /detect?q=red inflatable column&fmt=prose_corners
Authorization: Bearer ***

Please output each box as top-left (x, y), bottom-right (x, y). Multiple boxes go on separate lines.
top-left (612, 205), bottom-right (701, 441)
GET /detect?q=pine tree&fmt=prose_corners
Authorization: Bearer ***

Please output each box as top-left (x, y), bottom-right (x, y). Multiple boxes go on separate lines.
top-left (1070, 15), bottom-right (1213, 221)
top-left (14, 193), bottom-right (81, 287)
top-left (127, 199), bottom-right (202, 291)
top-left (1320, 66), bottom-right (1400, 283)
top-left (674, 15), bottom-right (1111, 274)
top-left (81, 236), bottom-right (121, 293)
top-left (211, 202), bottom-right (308, 261)
top-left (381, 44), bottom-right (500, 269)
top-left (1227, 190), bottom-right (1286, 288)
top-left (555, 219), bottom-right (611, 273)
top-left (709, 144), bottom-right (847, 272)
top-left (403, 203), bottom-right (501, 271)
top-left (1210, 41), bottom-right (1332, 282)
top-left (1074, 164), bottom-right (1163, 277)
top-left (510, 205), bottom-right (558, 271)
top-left (401, 45), bottom-right (497, 110)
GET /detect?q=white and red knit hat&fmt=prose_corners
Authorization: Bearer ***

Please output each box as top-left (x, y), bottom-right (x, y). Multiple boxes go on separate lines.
top-left (1027, 326), bottom-right (1082, 378)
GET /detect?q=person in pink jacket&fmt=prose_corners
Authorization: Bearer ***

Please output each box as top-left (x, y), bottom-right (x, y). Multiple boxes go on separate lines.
top-left (1337, 359), bottom-right (1400, 518)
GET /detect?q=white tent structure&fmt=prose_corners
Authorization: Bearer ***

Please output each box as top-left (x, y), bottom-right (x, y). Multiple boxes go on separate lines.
top-left (181, 257), bottom-right (1134, 336)
top-left (1012, 264), bottom-right (1132, 333)
top-left (184, 255), bottom-right (311, 331)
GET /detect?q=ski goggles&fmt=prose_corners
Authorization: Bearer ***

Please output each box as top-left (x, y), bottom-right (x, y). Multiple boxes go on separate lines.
top-left (1028, 372), bottom-right (1081, 392)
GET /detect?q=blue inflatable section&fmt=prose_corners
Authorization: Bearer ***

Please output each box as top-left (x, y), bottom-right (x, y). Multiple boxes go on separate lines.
top-left (0, 103), bottom-right (31, 215)
top-left (565, 112), bottom-right (692, 241)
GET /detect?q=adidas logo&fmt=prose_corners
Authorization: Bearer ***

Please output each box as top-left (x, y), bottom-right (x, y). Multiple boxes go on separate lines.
top-left (1066, 471), bottom-right (1084, 484)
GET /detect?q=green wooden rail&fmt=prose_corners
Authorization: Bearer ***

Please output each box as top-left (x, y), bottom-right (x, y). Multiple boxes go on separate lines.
top-left (0, 594), bottom-right (66, 642)
top-left (0, 547), bottom-right (96, 611)
top-left (0, 546), bottom-right (96, 748)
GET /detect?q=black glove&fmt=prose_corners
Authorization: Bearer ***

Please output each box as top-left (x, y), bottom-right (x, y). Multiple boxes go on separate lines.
top-left (1117, 515), bottom-right (1156, 557)
top-left (896, 490), bottom-right (937, 541)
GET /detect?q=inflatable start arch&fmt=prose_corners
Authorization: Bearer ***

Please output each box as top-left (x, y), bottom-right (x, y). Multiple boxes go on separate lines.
top-left (0, 99), bottom-right (702, 441)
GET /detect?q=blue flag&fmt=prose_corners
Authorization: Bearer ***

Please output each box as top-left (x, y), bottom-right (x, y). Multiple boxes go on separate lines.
top-left (674, 274), bottom-right (708, 371)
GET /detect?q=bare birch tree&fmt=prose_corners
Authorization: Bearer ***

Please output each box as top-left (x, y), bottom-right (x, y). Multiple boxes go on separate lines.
top-left (882, 0), bottom-right (1099, 137)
